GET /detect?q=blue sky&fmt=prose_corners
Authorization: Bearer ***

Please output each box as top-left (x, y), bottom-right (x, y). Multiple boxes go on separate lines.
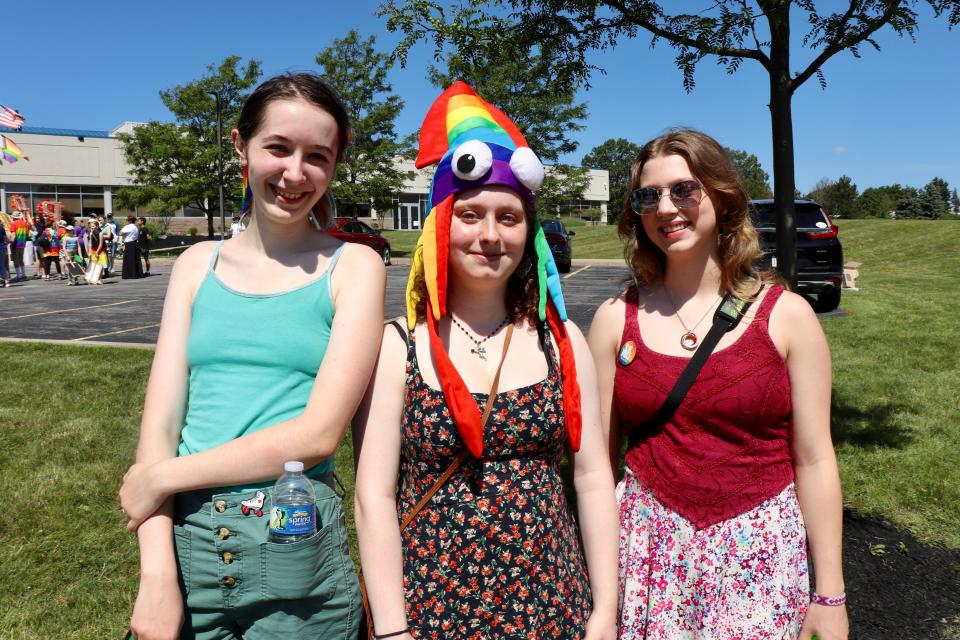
top-left (5, 1), bottom-right (958, 193)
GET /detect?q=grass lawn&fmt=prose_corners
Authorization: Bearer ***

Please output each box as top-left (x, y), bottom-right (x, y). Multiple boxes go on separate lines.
top-left (0, 219), bottom-right (956, 637)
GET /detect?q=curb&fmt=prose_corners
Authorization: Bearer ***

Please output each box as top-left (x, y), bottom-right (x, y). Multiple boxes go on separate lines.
top-left (0, 336), bottom-right (156, 350)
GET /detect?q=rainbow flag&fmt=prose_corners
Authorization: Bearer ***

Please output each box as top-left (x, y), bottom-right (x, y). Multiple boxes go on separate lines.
top-left (2, 135), bottom-right (28, 163)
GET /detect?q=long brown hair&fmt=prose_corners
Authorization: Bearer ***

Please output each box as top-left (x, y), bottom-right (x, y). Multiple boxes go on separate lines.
top-left (411, 196), bottom-right (541, 326)
top-left (616, 128), bottom-right (773, 299)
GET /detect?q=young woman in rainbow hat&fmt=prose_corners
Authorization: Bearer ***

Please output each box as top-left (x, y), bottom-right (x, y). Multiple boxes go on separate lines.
top-left (355, 82), bottom-right (618, 640)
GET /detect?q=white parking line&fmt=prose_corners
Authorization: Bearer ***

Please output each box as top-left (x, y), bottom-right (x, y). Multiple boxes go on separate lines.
top-left (0, 299), bottom-right (136, 321)
top-left (72, 322), bottom-right (161, 342)
top-left (564, 265), bottom-right (592, 279)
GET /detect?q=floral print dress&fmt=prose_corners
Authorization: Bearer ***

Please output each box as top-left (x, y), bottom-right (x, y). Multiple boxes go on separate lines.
top-left (398, 327), bottom-right (591, 639)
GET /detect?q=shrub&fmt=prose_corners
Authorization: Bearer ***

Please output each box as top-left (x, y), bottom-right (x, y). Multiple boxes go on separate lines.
top-left (188, 227), bottom-right (198, 236)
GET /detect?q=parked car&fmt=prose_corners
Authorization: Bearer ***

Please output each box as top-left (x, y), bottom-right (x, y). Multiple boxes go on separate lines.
top-left (540, 219), bottom-right (575, 273)
top-left (327, 218), bottom-right (391, 265)
top-left (748, 199), bottom-right (843, 313)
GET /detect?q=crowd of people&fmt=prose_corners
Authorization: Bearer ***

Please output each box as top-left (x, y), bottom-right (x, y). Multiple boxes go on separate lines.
top-left (114, 73), bottom-right (847, 640)
top-left (0, 211), bottom-right (151, 287)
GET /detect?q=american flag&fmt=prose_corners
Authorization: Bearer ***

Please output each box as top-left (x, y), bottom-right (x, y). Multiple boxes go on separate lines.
top-left (0, 104), bottom-right (24, 130)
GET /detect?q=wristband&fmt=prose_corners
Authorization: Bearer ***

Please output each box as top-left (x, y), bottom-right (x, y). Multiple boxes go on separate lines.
top-left (373, 628), bottom-right (411, 639)
top-left (811, 591), bottom-right (846, 606)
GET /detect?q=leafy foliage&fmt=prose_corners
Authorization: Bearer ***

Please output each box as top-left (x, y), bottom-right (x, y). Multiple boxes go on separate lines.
top-left (317, 30), bottom-right (411, 219)
top-left (582, 138), bottom-right (641, 222)
top-left (116, 57), bottom-right (261, 237)
top-left (428, 46), bottom-right (587, 162)
top-left (822, 175), bottom-right (860, 218)
top-left (536, 164), bottom-right (590, 217)
top-left (725, 147), bottom-right (773, 200)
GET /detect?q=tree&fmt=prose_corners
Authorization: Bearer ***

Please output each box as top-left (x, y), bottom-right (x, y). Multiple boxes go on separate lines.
top-left (316, 30), bottom-right (411, 222)
top-left (536, 164), bottom-right (591, 218)
top-left (116, 57), bottom-right (261, 238)
top-left (381, 0), bottom-right (960, 286)
top-left (858, 185), bottom-right (904, 218)
top-left (725, 148), bottom-right (773, 200)
top-left (582, 138), bottom-right (641, 222)
top-left (951, 188), bottom-right (960, 213)
top-left (806, 177), bottom-right (835, 207)
top-left (895, 186), bottom-right (923, 218)
top-left (428, 47), bottom-right (587, 163)
top-left (821, 175), bottom-right (859, 218)
top-left (919, 178), bottom-right (948, 219)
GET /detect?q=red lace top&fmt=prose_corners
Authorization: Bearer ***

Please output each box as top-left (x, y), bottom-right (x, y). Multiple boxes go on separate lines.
top-left (616, 285), bottom-right (794, 529)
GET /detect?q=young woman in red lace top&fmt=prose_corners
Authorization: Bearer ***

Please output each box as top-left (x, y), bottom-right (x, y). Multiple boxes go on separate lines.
top-left (588, 129), bottom-right (848, 640)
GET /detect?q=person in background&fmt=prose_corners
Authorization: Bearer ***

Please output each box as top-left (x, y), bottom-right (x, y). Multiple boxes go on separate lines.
top-left (118, 72), bottom-right (384, 640)
top-left (230, 215), bottom-right (246, 238)
top-left (0, 215), bottom-right (11, 287)
top-left (105, 213), bottom-right (119, 274)
top-left (62, 225), bottom-right (84, 286)
top-left (86, 219), bottom-right (106, 285)
top-left (588, 129), bottom-right (847, 640)
top-left (9, 212), bottom-right (31, 282)
top-left (31, 214), bottom-right (48, 280)
top-left (43, 220), bottom-right (66, 281)
top-left (75, 217), bottom-right (89, 262)
top-left (137, 217), bottom-right (152, 276)
top-left (120, 215), bottom-right (143, 279)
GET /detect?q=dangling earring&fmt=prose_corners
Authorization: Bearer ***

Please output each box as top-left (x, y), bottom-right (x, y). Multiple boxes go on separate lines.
top-left (307, 212), bottom-right (322, 231)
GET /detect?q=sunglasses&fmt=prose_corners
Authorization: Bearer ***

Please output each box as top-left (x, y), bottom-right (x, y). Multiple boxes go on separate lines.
top-left (630, 180), bottom-right (705, 215)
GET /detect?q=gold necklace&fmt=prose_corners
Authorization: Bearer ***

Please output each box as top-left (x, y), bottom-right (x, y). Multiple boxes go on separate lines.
top-left (663, 287), bottom-right (721, 351)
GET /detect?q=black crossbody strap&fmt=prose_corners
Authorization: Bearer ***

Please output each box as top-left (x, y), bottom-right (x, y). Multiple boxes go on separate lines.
top-left (627, 293), bottom-right (753, 447)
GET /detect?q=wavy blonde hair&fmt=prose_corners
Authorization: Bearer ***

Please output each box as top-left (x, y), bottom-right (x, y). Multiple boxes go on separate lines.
top-left (616, 129), bottom-right (774, 299)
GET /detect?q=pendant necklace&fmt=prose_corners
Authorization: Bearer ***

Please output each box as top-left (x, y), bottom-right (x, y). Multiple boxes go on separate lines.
top-left (663, 287), bottom-right (721, 351)
top-left (450, 314), bottom-right (510, 360)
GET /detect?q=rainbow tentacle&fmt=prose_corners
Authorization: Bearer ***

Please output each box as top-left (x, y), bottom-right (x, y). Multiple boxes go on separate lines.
top-left (546, 300), bottom-right (582, 451)
top-left (240, 165), bottom-right (252, 215)
top-left (427, 304), bottom-right (485, 458)
top-left (533, 222), bottom-right (568, 322)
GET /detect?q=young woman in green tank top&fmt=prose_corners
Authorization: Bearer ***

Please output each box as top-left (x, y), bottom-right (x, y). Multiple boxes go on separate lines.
top-left (119, 73), bottom-right (386, 640)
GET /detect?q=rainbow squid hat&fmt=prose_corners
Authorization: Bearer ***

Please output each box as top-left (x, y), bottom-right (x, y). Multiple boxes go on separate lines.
top-left (406, 81), bottom-right (581, 458)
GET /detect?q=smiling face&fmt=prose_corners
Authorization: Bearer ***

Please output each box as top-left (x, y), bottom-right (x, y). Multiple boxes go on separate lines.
top-left (233, 98), bottom-right (339, 227)
top-left (638, 153), bottom-right (719, 260)
top-left (447, 186), bottom-right (529, 289)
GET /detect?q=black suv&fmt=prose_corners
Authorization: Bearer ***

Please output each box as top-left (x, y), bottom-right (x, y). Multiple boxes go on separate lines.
top-left (540, 219), bottom-right (575, 273)
top-left (748, 199), bottom-right (843, 312)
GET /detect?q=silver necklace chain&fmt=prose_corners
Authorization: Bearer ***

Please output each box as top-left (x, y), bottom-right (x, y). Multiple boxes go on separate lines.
top-left (450, 315), bottom-right (510, 360)
top-left (663, 287), bottom-right (721, 351)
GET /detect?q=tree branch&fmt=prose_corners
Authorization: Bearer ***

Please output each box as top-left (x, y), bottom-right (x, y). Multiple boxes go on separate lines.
top-left (602, 0), bottom-right (771, 69)
top-left (792, 0), bottom-right (904, 90)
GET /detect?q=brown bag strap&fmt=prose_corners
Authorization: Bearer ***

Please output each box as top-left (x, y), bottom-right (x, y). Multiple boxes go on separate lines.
top-left (398, 323), bottom-right (513, 532)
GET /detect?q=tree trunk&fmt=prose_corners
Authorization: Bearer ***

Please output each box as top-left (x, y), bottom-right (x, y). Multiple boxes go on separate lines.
top-left (207, 211), bottom-right (215, 239)
top-left (765, 4), bottom-right (798, 289)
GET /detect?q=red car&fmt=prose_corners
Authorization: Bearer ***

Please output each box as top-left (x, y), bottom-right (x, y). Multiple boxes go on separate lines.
top-left (327, 218), bottom-right (392, 265)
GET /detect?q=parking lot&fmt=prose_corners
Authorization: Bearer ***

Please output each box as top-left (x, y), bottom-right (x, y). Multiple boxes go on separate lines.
top-left (0, 259), bottom-right (633, 346)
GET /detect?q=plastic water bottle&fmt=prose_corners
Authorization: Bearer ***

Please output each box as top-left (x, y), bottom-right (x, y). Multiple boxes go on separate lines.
top-left (268, 461), bottom-right (317, 543)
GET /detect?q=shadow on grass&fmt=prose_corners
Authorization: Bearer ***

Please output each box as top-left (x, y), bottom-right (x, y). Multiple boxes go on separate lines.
top-left (831, 393), bottom-right (914, 449)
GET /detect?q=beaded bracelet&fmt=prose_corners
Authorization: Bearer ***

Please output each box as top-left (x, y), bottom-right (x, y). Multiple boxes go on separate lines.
top-left (811, 592), bottom-right (847, 607)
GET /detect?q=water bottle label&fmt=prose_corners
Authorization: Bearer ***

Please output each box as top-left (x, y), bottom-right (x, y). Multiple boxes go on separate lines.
top-left (269, 505), bottom-right (316, 536)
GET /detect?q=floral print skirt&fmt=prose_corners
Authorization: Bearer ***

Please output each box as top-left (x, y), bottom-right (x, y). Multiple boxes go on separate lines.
top-left (617, 469), bottom-right (808, 640)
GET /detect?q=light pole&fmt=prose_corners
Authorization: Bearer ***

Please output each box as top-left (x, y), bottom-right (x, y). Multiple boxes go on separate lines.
top-left (207, 90), bottom-right (225, 240)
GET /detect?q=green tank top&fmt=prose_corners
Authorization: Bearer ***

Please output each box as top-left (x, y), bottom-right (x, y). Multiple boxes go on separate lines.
top-left (177, 240), bottom-right (346, 483)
